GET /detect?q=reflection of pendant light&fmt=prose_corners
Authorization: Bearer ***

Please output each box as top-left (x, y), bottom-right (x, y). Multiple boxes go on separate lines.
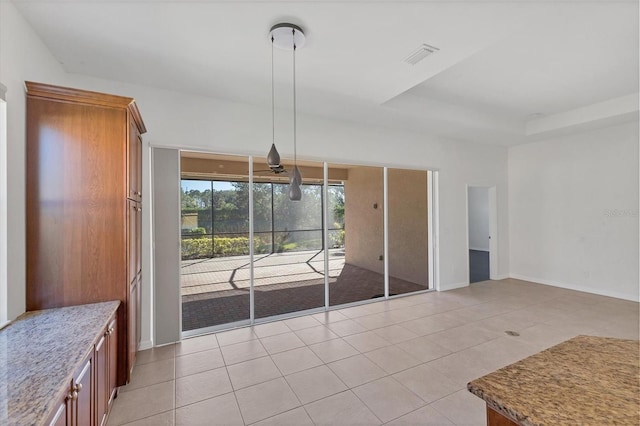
top-left (269, 23), bottom-right (305, 201)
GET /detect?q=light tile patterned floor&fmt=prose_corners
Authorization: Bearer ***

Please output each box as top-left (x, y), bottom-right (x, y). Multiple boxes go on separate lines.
top-left (107, 279), bottom-right (640, 426)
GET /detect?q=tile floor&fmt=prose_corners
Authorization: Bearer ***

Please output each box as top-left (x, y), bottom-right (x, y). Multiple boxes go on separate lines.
top-left (107, 279), bottom-right (640, 426)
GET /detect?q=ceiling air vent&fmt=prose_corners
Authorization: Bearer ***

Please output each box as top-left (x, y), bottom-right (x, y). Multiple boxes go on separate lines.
top-left (404, 44), bottom-right (439, 65)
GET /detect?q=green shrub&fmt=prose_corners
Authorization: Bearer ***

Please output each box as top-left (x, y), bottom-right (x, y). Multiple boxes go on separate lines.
top-left (182, 236), bottom-right (269, 260)
top-left (181, 238), bottom-right (212, 259)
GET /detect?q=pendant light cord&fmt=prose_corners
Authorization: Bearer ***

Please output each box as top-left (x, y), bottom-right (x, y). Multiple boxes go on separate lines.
top-left (271, 36), bottom-right (275, 146)
top-left (292, 29), bottom-right (297, 166)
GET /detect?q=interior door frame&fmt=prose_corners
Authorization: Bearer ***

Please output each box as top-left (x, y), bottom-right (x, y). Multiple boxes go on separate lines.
top-left (465, 185), bottom-right (498, 283)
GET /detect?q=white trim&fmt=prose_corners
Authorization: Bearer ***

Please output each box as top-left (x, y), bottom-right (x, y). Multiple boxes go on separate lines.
top-left (176, 152), bottom-right (183, 338)
top-left (383, 167), bottom-right (389, 298)
top-left (145, 141), bottom-right (154, 354)
top-left (509, 274), bottom-right (640, 302)
top-left (182, 319), bottom-right (251, 339)
top-left (492, 274), bottom-right (509, 280)
top-left (0, 98), bottom-right (7, 325)
top-left (488, 186), bottom-right (498, 279)
top-left (439, 281), bottom-right (469, 291)
top-left (427, 170), bottom-right (434, 290)
top-left (249, 156), bottom-right (255, 323)
top-left (464, 185), bottom-right (471, 284)
top-left (138, 340), bottom-right (153, 351)
top-left (432, 171), bottom-right (440, 291)
top-left (469, 247), bottom-right (490, 252)
top-left (323, 162), bottom-right (330, 310)
top-left (465, 185), bottom-right (498, 283)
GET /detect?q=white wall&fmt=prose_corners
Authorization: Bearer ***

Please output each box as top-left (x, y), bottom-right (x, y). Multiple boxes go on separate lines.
top-left (509, 121), bottom-right (640, 301)
top-left (2, 1), bottom-right (511, 343)
top-left (468, 187), bottom-right (490, 251)
top-left (0, 1), bottom-right (69, 320)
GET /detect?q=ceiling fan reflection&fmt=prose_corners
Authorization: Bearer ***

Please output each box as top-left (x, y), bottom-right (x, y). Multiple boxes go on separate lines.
top-left (253, 165), bottom-right (290, 175)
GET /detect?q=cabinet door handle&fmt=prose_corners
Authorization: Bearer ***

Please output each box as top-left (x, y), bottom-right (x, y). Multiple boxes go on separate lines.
top-left (67, 390), bottom-right (78, 401)
top-left (73, 383), bottom-right (82, 393)
top-left (137, 207), bottom-right (142, 212)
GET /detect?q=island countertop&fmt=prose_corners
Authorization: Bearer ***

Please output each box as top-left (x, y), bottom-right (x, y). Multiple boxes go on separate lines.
top-left (0, 301), bottom-right (120, 426)
top-left (467, 335), bottom-right (640, 426)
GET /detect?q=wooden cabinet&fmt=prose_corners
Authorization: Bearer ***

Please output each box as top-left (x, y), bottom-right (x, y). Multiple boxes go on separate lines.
top-left (107, 317), bottom-right (118, 408)
top-left (25, 82), bottom-right (146, 386)
top-left (48, 351), bottom-right (94, 426)
top-left (95, 334), bottom-right (108, 426)
top-left (48, 398), bottom-right (69, 426)
top-left (96, 315), bottom-right (117, 426)
top-left (44, 309), bottom-right (118, 426)
top-left (73, 356), bottom-right (93, 426)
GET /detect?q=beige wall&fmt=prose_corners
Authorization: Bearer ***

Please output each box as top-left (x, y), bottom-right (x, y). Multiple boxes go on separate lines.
top-left (344, 166), bottom-right (384, 274)
top-left (388, 169), bottom-right (428, 286)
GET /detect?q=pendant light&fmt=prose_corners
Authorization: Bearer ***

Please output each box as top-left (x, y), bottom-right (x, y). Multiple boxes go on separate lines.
top-left (269, 23), bottom-right (305, 201)
top-left (266, 36), bottom-right (280, 168)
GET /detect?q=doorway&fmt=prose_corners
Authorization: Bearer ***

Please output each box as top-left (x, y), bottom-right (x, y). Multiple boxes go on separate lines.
top-left (467, 186), bottom-right (497, 283)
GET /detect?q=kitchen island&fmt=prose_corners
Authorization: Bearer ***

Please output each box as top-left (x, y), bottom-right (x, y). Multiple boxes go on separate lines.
top-left (468, 335), bottom-right (640, 426)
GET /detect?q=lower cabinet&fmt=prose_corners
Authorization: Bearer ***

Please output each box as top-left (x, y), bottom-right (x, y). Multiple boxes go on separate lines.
top-left (47, 311), bottom-right (119, 426)
top-left (96, 333), bottom-right (108, 426)
top-left (48, 398), bottom-right (68, 426)
top-left (73, 355), bottom-right (93, 426)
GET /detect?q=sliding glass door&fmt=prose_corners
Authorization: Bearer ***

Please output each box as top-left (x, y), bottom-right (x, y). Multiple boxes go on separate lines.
top-left (179, 151), bottom-right (433, 335)
top-left (329, 164), bottom-right (385, 306)
top-left (253, 159), bottom-right (326, 318)
top-left (388, 168), bottom-right (430, 296)
top-left (180, 154), bottom-right (251, 332)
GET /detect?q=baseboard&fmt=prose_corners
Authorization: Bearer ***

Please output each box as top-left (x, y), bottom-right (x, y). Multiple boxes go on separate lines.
top-left (138, 340), bottom-right (153, 351)
top-left (509, 274), bottom-right (640, 302)
top-left (491, 274), bottom-right (509, 280)
top-left (438, 281), bottom-right (469, 291)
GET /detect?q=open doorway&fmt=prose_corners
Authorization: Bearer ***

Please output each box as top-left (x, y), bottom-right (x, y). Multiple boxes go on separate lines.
top-left (467, 186), bottom-right (497, 283)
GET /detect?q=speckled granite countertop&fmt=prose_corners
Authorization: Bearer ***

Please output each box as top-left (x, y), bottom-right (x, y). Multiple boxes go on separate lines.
top-left (0, 301), bottom-right (120, 426)
top-left (468, 335), bottom-right (640, 425)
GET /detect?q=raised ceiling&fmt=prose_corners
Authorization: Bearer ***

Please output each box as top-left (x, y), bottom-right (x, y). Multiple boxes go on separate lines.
top-left (13, 0), bottom-right (639, 146)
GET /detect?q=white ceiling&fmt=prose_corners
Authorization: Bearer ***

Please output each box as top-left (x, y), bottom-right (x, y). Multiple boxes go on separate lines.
top-left (13, 0), bottom-right (639, 146)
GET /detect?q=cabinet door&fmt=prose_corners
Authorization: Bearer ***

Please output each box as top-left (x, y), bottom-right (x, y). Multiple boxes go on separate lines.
top-left (135, 202), bottom-right (142, 276)
top-left (127, 200), bottom-right (137, 287)
top-left (47, 396), bottom-right (69, 426)
top-left (128, 120), bottom-right (142, 202)
top-left (107, 317), bottom-right (118, 407)
top-left (136, 134), bottom-right (142, 201)
top-left (128, 280), bottom-right (138, 373)
top-left (73, 354), bottom-right (93, 426)
top-left (95, 334), bottom-right (108, 426)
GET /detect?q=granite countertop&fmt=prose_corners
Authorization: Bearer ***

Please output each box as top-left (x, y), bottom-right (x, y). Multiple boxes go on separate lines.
top-left (468, 335), bottom-right (640, 426)
top-left (0, 301), bottom-right (120, 426)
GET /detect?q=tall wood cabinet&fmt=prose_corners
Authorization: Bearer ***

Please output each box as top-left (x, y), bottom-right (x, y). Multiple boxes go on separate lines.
top-left (25, 82), bottom-right (146, 385)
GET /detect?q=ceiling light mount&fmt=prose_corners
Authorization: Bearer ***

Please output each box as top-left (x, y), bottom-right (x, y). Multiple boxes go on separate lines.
top-left (269, 23), bottom-right (305, 50)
